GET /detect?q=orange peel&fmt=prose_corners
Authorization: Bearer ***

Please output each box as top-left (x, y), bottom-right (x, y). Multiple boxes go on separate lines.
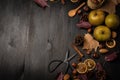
top-left (76, 62), bottom-right (87, 74)
top-left (84, 59), bottom-right (96, 71)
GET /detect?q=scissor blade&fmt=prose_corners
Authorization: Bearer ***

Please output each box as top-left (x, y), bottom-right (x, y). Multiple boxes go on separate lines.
top-left (64, 50), bottom-right (70, 61)
top-left (64, 53), bottom-right (77, 62)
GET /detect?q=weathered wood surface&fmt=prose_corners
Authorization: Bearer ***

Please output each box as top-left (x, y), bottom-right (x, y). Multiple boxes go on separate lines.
top-left (0, 0), bottom-right (120, 80)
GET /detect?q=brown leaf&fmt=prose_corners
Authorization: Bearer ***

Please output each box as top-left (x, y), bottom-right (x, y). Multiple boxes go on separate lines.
top-left (98, 0), bottom-right (120, 14)
top-left (34, 0), bottom-right (49, 8)
top-left (83, 33), bottom-right (99, 52)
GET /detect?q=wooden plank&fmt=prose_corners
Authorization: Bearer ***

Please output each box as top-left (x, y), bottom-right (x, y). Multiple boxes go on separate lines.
top-left (23, 1), bottom-right (82, 80)
top-left (0, 0), bottom-right (31, 80)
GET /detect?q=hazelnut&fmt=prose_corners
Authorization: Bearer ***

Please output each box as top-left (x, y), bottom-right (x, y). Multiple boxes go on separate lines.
top-left (92, 53), bottom-right (99, 59)
top-left (72, 69), bottom-right (78, 75)
top-left (87, 28), bottom-right (92, 33)
top-left (112, 31), bottom-right (117, 38)
top-left (72, 62), bottom-right (77, 68)
top-left (64, 74), bottom-right (70, 80)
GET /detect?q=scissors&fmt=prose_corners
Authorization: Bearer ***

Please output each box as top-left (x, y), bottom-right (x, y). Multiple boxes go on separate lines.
top-left (48, 49), bottom-right (77, 73)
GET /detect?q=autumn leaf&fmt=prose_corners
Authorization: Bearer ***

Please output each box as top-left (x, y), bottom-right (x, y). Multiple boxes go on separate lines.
top-left (99, 0), bottom-right (120, 14)
top-left (83, 33), bottom-right (99, 52)
top-left (34, 0), bottom-right (49, 8)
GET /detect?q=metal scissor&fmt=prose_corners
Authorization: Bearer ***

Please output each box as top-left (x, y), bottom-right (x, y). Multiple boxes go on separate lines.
top-left (48, 49), bottom-right (77, 73)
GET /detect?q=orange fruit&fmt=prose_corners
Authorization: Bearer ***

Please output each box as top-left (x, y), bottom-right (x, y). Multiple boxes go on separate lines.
top-left (76, 62), bottom-right (87, 74)
top-left (84, 59), bottom-right (96, 71)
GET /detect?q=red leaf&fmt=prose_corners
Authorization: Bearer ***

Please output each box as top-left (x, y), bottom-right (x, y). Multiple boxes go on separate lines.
top-left (56, 72), bottom-right (64, 80)
top-left (34, 0), bottom-right (49, 8)
top-left (76, 20), bottom-right (91, 29)
top-left (105, 52), bottom-right (118, 62)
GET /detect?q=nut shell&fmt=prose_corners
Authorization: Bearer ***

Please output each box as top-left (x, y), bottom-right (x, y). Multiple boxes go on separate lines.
top-left (99, 48), bottom-right (108, 54)
top-left (112, 31), bottom-right (117, 38)
top-left (64, 74), bottom-right (70, 80)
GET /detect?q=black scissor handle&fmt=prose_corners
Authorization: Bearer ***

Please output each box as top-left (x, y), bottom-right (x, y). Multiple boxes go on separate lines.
top-left (48, 60), bottom-right (63, 73)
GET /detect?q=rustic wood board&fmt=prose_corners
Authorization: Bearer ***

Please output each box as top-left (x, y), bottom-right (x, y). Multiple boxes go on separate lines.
top-left (0, 0), bottom-right (120, 80)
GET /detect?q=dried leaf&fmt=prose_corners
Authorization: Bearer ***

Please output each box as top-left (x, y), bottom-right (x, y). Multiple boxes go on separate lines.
top-left (56, 72), bottom-right (64, 80)
top-left (105, 52), bottom-right (118, 62)
top-left (83, 33), bottom-right (99, 52)
top-left (34, 0), bottom-right (49, 8)
top-left (80, 74), bottom-right (88, 80)
top-left (76, 21), bottom-right (92, 29)
top-left (98, 0), bottom-right (120, 14)
top-left (96, 62), bottom-right (104, 71)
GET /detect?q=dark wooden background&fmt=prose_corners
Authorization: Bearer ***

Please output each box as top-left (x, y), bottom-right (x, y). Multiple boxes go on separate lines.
top-left (0, 0), bottom-right (120, 80)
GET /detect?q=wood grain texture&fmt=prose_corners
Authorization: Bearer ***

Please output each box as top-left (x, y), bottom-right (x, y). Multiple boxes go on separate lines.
top-left (0, 0), bottom-right (31, 80)
top-left (0, 0), bottom-right (120, 80)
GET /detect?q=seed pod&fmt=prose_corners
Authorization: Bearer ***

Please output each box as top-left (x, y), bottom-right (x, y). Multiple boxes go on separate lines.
top-left (99, 48), bottom-right (108, 54)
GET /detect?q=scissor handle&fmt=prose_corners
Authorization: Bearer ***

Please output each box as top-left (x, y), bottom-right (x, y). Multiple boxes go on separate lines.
top-left (48, 60), bottom-right (63, 73)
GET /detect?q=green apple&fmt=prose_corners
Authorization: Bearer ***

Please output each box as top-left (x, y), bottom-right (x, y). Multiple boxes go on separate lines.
top-left (105, 14), bottom-right (120, 29)
top-left (88, 10), bottom-right (105, 26)
top-left (93, 25), bottom-right (111, 41)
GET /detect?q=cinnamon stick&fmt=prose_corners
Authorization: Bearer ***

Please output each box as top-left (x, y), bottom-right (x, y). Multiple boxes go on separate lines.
top-left (72, 44), bottom-right (84, 58)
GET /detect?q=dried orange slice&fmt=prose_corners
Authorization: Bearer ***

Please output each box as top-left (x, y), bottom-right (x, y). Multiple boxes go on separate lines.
top-left (76, 62), bottom-right (87, 74)
top-left (106, 39), bottom-right (116, 48)
top-left (84, 59), bottom-right (96, 71)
